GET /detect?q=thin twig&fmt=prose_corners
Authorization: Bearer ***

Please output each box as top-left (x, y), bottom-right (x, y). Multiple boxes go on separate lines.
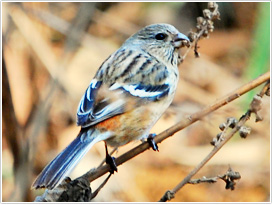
top-left (91, 174), bottom-right (112, 200)
top-left (188, 177), bottom-right (218, 184)
top-left (159, 79), bottom-right (269, 202)
top-left (183, 2), bottom-right (220, 60)
top-left (159, 117), bottom-right (247, 201)
top-left (259, 80), bottom-right (270, 97)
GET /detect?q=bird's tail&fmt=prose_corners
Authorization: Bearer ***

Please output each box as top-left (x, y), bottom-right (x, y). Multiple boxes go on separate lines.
top-left (32, 128), bottom-right (107, 190)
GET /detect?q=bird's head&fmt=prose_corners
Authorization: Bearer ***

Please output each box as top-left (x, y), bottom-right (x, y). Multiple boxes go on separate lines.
top-left (123, 23), bottom-right (190, 66)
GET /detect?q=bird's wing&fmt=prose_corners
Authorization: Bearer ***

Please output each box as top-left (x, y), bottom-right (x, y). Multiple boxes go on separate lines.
top-left (77, 49), bottom-right (171, 128)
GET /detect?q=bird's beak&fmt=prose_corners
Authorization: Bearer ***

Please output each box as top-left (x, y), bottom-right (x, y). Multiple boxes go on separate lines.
top-left (173, 32), bottom-right (190, 48)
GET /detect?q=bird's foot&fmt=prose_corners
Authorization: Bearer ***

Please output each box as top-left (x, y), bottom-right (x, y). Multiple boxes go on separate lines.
top-left (105, 154), bottom-right (118, 174)
top-left (104, 142), bottom-right (118, 174)
top-left (147, 133), bottom-right (159, 152)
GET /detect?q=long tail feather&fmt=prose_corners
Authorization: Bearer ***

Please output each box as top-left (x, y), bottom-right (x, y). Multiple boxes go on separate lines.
top-left (32, 129), bottom-right (105, 189)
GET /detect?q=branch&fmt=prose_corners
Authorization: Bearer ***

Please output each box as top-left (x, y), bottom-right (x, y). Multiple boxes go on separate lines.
top-left (188, 166), bottom-right (241, 189)
top-left (161, 166), bottom-right (242, 202)
top-left (159, 78), bottom-right (270, 202)
top-left (182, 2), bottom-right (220, 60)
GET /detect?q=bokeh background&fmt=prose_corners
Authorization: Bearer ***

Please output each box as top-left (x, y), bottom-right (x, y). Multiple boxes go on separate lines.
top-left (2, 2), bottom-right (270, 202)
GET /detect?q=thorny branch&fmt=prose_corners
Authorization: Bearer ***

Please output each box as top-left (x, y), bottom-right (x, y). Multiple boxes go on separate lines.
top-left (159, 79), bottom-right (270, 202)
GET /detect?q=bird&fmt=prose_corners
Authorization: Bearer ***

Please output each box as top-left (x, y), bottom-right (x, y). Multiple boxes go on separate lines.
top-left (32, 23), bottom-right (190, 190)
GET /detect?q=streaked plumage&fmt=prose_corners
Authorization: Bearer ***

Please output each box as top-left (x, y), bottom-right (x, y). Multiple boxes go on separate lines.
top-left (32, 23), bottom-right (189, 190)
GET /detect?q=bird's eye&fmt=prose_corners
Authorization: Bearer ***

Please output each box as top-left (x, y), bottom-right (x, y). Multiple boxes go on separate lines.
top-left (155, 33), bottom-right (167, 40)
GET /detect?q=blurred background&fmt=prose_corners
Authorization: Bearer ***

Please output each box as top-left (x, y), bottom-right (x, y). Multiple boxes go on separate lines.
top-left (2, 2), bottom-right (270, 202)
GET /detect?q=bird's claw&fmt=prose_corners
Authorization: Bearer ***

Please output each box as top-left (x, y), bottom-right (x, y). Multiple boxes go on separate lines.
top-left (106, 155), bottom-right (118, 174)
top-left (147, 133), bottom-right (159, 152)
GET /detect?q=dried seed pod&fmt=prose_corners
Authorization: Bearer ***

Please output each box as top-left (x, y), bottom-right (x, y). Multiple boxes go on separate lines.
top-left (250, 95), bottom-right (263, 122)
top-left (212, 11), bottom-right (221, 20)
top-left (229, 171), bottom-right (241, 180)
top-left (211, 132), bottom-right (223, 146)
top-left (208, 27), bottom-right (214, 33)
top-left (227, 117), bottom-right (238, 128)
top-left (250, 94), bottom-right (262, 113)
top-left (210, 138), bottom-right (217, 146)
top-left (219, 123), bottom-right (227, 131)
top-left (216, 132), bottom-right (222, 139)
top-left (203, 9), bottom-right (212, 19)
top-left (196, 24), bottom-right (202, 32)
top-left (239, 126), bottom-right (251, 138)
top-left (207, 19), bottom-right (214, 26)
top-left (202, 30), bottom-right (209, 37)
top-left (197, 17), bottom-right (205, 25)
top-left (188, 31), bottom-right (197, 42)
top-left (208, 2), bottom-right (216, 11)
top-left (221, 167), bottom-right (241, 191)
top-left (225, 179), bottom-right (236, 190)
top-left (207, 20), bottom-right (214, 32)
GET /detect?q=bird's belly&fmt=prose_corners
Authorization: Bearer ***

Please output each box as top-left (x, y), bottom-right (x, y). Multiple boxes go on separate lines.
top-left (95, 100), bottom-right (170, 147)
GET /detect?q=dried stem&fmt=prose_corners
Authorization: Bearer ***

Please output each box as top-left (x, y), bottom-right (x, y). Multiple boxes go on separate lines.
top-left (159, 116), bottom-right (248, 201)
top-left (183, 2), bottom-right (220, 60)
top-left (188, 166), bottom-right (241, 187)
top-left (91, 173), bottom-right (112, 200)
top-left (188, 177), bottom-right (218, 184)
top-left (159, 79), bottom-right (269, 202)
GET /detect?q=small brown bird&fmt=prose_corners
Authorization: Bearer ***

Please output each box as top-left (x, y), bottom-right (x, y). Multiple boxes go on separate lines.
top-left (32, 23), bottom-right (190, 190)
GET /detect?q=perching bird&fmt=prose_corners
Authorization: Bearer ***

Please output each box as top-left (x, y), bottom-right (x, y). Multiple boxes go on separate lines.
top-left (32, 23), bottom-right (190, 190)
